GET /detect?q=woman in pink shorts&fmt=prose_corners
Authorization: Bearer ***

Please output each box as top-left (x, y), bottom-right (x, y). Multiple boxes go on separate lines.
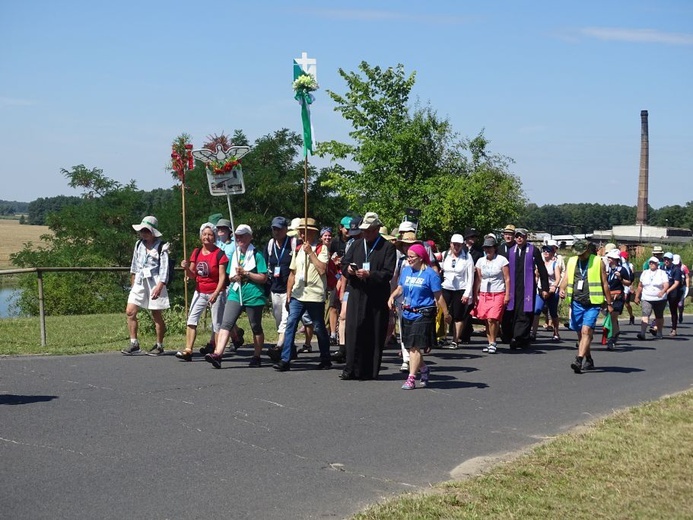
top-left (473, 237), bottom-right (510, 353)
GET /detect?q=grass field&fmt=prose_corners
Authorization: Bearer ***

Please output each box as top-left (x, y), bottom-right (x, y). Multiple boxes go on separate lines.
top-left (0, 219), bottom-right (51, 269)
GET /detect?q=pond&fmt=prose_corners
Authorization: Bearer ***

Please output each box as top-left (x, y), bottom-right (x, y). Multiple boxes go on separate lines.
top-left (0, 287), bottom-right (20, 318)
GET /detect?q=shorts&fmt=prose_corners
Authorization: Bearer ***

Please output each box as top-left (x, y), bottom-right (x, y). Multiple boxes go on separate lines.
top-left (186, 290), bottom-right (225, 331)
top-left (474, 292), bottom-right (505, 321)
top-left (127, 277), bottom-right (170, 311)
top-left (641, 299), bottom-right (667, 319)
top-left (569, 301), bottom-right (601, 331)
top-left (533, 292), bottom-right (559, 318)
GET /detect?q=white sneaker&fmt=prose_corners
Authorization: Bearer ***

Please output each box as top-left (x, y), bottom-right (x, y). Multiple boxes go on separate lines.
top-left (482, 346), bottom-right (490, 352)
top-left (400, 361), bottom-right (409, 372)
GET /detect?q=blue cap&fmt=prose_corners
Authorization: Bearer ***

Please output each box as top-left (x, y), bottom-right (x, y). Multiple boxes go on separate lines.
top-left (271, 216), bottom-right (289, 228)
top-left (340, 216), bottom-right (352, 227)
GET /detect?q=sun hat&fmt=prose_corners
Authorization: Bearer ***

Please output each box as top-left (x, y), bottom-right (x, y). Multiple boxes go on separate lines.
top-left (295, 218), bottom-right (319, 232)
top-left (572, 239), bottom-right (589, 254)
top-left (652, 245), bottom-right (664, 254)
top-left (199, 221), bottom-right (217, 239)
top-left (287, 217), bottom-right (302, 237)
top-left (234, 224), bottom-right (252, 236)
top-left (407, 243), bottom-right (429, 264)
top-left (647, 256), bottom-right (660, 265)
top-left (271, 216), bottom-right (289, 229)
top-left (359, 212), bottom-right (382, 230)
top-left (604, 242), bottom-right (616, 253)
top-left (503, 224), bottom-right (516, 234)
top-left (547, 239), bottom-right (558, 248)
top-left (397, 231), bottom-right (421, 245)
top-left (348, 216), bottom-right (363, 236)
top-left (663, 252), bottom-right (674, 260)
top-left (340, 216), bottom-right (352, 227)
top-left (606, 249), bottom-right (621, 260)
top-left (216, 218), bottom-right (232, 230)
top-left (673, 254), bottom-right (681, 265)
top-left (398, 221), bottom-right (416, 233)
top-left (450, 233), bottom-right (465, 244)
top-left (482, 237), bottom-right (497, 248)
top-left (132, 216), bottom-right (162, 237)
top-left (379, 226), bottom-right (395, 240)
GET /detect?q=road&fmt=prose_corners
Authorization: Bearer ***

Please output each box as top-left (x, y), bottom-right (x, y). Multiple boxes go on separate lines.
top-left (1, 318), bottom-right (691, 519)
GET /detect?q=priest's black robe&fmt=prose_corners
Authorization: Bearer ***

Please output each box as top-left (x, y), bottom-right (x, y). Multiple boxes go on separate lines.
top-left (341, 237), bottom-right (396, 379)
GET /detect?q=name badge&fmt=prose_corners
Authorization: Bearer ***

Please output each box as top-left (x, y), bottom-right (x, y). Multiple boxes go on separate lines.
top-left (362, 262), bottom-right (371, 272)
top-left (142, 267), bottom-right (152, 278)
top-left (274, 266), bottom-right (281, 278)
top-left (577, 280), bottom-right (584, 291)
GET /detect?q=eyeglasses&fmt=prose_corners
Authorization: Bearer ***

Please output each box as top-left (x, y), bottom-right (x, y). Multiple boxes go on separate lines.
top-left (406, 256), bottom-right (419, 261)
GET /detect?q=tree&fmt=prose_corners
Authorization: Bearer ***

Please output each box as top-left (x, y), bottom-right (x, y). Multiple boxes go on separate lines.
top-left (318, 61), bottom-right (524, 243)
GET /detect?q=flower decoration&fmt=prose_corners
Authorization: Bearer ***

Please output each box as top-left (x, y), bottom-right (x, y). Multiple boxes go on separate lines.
top-left (208, 157), bottom-right (241, 175)
top-left (292, 74), bottom-right (319, 92)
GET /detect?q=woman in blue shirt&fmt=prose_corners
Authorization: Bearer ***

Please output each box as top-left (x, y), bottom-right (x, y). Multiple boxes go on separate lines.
top-left (388, 243), bottom-right (451, 390)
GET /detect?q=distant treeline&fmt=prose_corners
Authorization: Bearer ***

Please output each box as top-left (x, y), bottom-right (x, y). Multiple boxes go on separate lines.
top-left (0, 200), bottom-right (29, 216)
top-left (10, 195), bottom-right (693, 233)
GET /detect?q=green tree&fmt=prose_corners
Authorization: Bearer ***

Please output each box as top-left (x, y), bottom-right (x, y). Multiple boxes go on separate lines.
top-left (318, 61), bottom-right (524, 243)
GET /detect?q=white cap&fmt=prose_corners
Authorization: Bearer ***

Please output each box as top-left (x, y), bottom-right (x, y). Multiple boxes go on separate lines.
top-left (450, 233), bottom-right (464, 244)
top-left (234, 224), bottom-right (252, 236)
top-left (673, 254), bottom-right (681, 265)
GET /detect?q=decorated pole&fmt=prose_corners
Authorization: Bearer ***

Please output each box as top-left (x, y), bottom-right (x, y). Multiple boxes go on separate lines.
top-left (192, 143), bottom-right (251, 305)
top-left (171, 134), bottom-right (194, 309)
top-left (293, 52), bottom-right (318, 279)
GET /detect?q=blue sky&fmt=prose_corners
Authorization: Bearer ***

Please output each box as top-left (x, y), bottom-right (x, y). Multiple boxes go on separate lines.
top-left (1, 0), bottom-right (691, 208)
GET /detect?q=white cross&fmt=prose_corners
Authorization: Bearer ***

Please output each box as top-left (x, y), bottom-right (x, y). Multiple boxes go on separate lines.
top-left (295, 51), bottom-right (317, 81)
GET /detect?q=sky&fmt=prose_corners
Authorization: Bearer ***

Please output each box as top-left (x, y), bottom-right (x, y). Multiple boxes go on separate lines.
top-left (1, 0), bottom-right (692, 209)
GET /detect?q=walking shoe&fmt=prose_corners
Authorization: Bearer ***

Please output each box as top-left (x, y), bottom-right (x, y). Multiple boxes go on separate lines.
top-left (583, 358), bottom-right (595, 371)
top-left (606, 338), bottom-right (615, 351)
top-left (331, 347), bottom-right (346, 363)
top-left (482, 345), bottom-right (490, 352)
top-left (420, 365), bottom-right (430, 388)
top-left (629, 316), bottom-right (635, 325)
top-left (401, 375), bottom-right (416, 390)
top-left (441, 341), bottom-right (458, 350)
top-left (529, 334), bottom-right (537, 341)
top-left (637, 332), bottom-right (647, 340)
top-left (248, 356), bottom-right (261, 368)
top-left (400, 361), bottom-right (409, 372)
top-left (121, 342), bottom-right (140, 355)
top-left (205, 353), bottom-right (222, 368)
top-left (298, 344), bottom-right (312, 353)
top-left (649, 326), bottom-right (657, 337)
top-left (329, 335), bottom-right (338, 346)
top-left (670, 329), bottom-right (677, 337)
top-left (147, 345), bottom-right (164, 356)
top-left (232, 328), bottom-right (245, 349)
top-left (487, 343), bottom-right (497, 354)
top-left (267, 346), bottom-right (282, 363)
top-left (571, 357), bottom-right (583, 374)
top-left (315, 360), bottom-right (332, 370)
top-left (199, 343), bottom-right (214, 355)
top-left (175, 350), bottom-right (193, 361)
top-left (273, 360), bottom-right (291, 372)
top-left (552, 334), bottom-right (561, 342)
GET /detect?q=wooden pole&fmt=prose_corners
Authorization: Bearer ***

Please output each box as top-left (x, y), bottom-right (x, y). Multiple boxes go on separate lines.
top-left (304, 155), bottom-right (309, 281)
top-left (181, 177), bottom-right (188, 310)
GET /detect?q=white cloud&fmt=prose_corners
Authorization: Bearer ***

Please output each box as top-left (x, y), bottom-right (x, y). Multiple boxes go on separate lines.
top-left (0, 97), bottom-right (36, 108)
top-left (580, 27), bottom-right (693, 45)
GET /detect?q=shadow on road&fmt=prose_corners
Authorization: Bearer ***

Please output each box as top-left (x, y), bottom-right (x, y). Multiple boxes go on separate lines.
top-left (0, 394), bottom-right (58, 405)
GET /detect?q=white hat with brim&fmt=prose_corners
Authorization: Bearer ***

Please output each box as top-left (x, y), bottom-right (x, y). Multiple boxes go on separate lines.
top-left (450, 233), bottom-right (464, 244)
top-left (132, 216), bottom-right (162, 237)
top-left (647, 256), bottom-right (660, 265)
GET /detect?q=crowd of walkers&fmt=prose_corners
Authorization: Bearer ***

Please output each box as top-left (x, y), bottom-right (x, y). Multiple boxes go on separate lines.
top-left (121, 214), bottom-right (691, 385)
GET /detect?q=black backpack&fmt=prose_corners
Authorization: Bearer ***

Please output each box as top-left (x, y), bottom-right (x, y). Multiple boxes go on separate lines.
top-left (137, 240), bottom-right (175, 287)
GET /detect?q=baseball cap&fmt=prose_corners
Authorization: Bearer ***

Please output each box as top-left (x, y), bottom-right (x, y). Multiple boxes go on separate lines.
top-left (271, 216), bottom-right (289, 228)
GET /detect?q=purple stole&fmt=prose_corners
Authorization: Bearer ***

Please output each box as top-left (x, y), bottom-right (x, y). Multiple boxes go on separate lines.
top-left (507, 244), bottom-right (535, 312)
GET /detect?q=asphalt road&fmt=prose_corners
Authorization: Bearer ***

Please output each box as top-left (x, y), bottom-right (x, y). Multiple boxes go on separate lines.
top-left (2, 318), bottom-right (691, 519)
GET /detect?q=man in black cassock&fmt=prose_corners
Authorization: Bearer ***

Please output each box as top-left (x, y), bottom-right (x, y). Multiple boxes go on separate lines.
top-left (340, 212), bottom-right (396, 380)
top-left (507, 228), bottom-right (549, 349)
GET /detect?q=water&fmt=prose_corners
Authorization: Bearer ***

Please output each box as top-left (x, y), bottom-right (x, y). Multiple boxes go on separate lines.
top-left (0, 287), bottom-right (20, 318)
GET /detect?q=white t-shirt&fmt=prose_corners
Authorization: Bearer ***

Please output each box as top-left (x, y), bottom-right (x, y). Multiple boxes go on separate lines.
top-left (639, 268), bottom-right (669, 301)
top-left (475, 254), bottom-right (509, 294)
top-left (441, 251), bottom-right (474, 294)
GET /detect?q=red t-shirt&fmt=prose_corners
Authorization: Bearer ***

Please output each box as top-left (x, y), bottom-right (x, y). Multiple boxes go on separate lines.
top-left (191, 247), bottom-right (229, 294)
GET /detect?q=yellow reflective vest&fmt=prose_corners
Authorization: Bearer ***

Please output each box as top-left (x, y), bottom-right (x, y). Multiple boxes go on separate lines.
top-left (565, 254), bottom-right (605, 305)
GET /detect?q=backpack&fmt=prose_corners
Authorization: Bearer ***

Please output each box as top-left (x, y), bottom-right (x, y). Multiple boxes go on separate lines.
top-left (137, 240), bottom-right (175, 287)
top-left (316, 243), bottom-right (339, 290)
top-left (191, 247), bottom-right (228, 287)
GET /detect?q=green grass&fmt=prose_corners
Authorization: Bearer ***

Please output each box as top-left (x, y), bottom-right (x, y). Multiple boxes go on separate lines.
top-left (354, 391), bottom-right (693, 519)
top-left (0, 310), bottom-right (282, 356)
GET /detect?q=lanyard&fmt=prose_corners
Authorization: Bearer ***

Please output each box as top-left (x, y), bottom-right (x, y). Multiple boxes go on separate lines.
top-left (273, 237), bottom-right (288, 264)
top-left (577, 259), bottom-right (588, 279)
top-left (363, 236), bottom-right (381, 262)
